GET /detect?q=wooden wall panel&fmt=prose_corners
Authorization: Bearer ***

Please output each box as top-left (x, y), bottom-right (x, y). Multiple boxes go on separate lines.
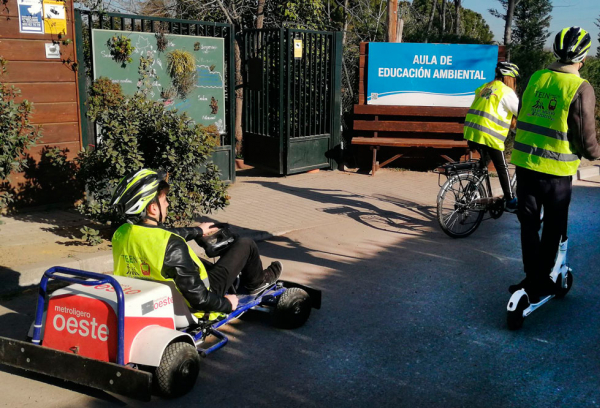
top-left (0, 38), bottom-right (75, 61)
top-left (14, 83), bottom-right (78, 103)
top-left (2, 61), bottom-right (76, 82)
top-left (37, 123), bottom-right (80, 144)
top-left (30, 102), bottom-right (78, 124)
top-left (1, 0), bottom-right (82, 201)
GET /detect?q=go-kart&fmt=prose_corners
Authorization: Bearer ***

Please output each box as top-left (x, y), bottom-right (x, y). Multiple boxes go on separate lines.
top-left (0, 228), bottom-right (321, 400)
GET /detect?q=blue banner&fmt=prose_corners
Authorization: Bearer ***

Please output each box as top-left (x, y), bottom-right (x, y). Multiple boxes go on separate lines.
top-left (366, 43), bottom-right (498, 107)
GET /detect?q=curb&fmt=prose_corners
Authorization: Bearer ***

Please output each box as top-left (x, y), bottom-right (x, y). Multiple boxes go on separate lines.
top-left (1, 227), bottom-right (286, 297)
top-left (1, 252), bottom-right (114, 296)
top-left (577, 165), bottom-right (600, 180)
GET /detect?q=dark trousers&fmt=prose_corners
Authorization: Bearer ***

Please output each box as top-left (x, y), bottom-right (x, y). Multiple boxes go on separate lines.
top-left (516, 167), bottom-right (572, 280)
top-left (205, 237), bottom-right (265, 296)
top-left (468, 141), bottom-right (514, 199)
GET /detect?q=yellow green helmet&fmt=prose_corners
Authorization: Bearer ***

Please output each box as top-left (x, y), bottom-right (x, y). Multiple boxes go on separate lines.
top-left (496, 61), bottom-right (520, 78)
top-left (110, 169), bottom-right (167, 216)
top-left (553, 26), bottom-right (591, 63)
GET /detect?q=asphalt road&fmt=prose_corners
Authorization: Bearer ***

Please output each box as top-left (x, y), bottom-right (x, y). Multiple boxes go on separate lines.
top-left (1, 179), bottom-right (600, 408)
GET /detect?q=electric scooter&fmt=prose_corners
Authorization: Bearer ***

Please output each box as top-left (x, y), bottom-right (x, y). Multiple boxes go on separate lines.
top-left (506, 239), bottom-right (573, 330)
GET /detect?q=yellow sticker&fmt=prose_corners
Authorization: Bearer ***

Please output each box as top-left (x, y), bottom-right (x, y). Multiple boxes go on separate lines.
top-left (43, 0), bottom-right (67, 35)
top-left (294, 39), bottom-right (303, 59)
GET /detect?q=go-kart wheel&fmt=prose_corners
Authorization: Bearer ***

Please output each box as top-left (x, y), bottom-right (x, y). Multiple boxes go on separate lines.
top-left (155, 341), bottom-right (200, 398)
top-left (271, 287), bottom-right (311, 329)
top-left (507, 296), bottom-right (529, 330)
top-left (554, 270), bottom-right (573, 299)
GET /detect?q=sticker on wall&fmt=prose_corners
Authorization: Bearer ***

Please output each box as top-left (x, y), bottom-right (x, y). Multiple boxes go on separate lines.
top-left (43, 0), bottom-right (67, 35)
top-left (294, 39), bottom-right (303, 59)
top-left (18, 0), bottom-right (44, 34)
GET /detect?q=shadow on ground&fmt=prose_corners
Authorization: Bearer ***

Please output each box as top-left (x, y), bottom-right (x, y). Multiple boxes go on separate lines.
top-left (1, 183), bottom-right (600, 407)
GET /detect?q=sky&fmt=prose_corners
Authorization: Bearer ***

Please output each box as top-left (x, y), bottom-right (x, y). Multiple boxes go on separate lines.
top-left (463, 0), bottom-right (600, 56)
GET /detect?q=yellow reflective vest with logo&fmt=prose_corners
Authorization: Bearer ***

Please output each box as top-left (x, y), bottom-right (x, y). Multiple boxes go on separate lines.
top-left (511, 69), bottom-right (585, 176)
top-left (463, 80), bottom-right (514, 151)
top-left (112, 224), bottom-right (223, 320)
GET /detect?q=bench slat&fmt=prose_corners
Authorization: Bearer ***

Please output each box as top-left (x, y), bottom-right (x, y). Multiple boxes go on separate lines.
top-left (354, 104), bottom-right (469, 117)
top-left (352, 137), bottom-right (468, 148)
top-left (354, 120), bottom-right (464, 133)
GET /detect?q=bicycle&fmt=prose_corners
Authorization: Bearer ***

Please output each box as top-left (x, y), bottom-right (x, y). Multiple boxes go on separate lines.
top-left (434, 159), bottom-right (517, 238)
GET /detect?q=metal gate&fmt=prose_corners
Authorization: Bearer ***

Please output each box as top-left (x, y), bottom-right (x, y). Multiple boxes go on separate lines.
top-left (74, 11), bottom-right (236, 182)
top-left (241, 28), bottom-right (342, 175)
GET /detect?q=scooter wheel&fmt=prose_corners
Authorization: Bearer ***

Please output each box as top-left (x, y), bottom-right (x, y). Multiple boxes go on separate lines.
top-left (271, 287), bottom-right (312, 329)
top-left (507, 296), bottom-right (529, 330)
top-left (554, 270), bottom-right (573, 299)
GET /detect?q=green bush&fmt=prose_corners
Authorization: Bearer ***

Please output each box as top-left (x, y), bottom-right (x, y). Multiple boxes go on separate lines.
top-left (0, 58), bottom-right (43, 219)
top-left (77, 77), bottom-right (229, 227)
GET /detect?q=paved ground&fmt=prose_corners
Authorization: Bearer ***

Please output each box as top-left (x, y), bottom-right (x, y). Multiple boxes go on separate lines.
top-left (1, 167), bottom-right (600, 407)
top-left (0, 168), bottom-right (462, 294)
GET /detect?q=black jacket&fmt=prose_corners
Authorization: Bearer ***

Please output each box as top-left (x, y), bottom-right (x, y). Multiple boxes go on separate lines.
top-left (142, 224), bottom-right (233, 313)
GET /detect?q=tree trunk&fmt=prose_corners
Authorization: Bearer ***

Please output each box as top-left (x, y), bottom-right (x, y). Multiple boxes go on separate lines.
top-left (234, 40), bottom-right (243, 156)
top-left (342, 0), bottom-right (353, 98)
top-left (387, 0), bottom-right (398, 42)
top-left (256, 0), bottom-right (265, 29)
top-left (504, 0), bottom-right (517, 60)
top-left (441, 0), bottom-right (446, 33)
top-left (454, 0), bottom-right (461, 36)
top-left (426, 0), bottom-right (437, 41)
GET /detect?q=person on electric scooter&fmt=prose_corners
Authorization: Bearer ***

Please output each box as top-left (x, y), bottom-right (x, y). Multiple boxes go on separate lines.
top-left (509, 26), bottom-right (600, 302)
top-left (463, 61), bottom-right (521, 212)
top-left (109, 168), bottom-right (283, 318)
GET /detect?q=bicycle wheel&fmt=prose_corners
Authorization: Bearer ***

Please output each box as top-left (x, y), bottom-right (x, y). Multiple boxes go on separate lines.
top-left (437, 173), bottom-right (487, 238)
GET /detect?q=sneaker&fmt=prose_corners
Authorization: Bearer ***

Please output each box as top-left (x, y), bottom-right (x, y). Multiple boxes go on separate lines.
top-left (510, 276), bottom-right (554, 303)
top-left (248, 261), bottom-right (283, 295)
top-left (509, 276), bottom-right (532, 294)
top-left (505, 197), bottom-right (518, 213)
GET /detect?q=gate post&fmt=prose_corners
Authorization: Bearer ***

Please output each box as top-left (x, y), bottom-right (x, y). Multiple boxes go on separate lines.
top-left (330, 31), bottom-right (344, 170)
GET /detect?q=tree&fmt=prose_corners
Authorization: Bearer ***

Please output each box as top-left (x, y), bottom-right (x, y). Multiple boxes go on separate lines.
top-left (454, 0), bottom-right (461, 35)
top-left (489, 0), bottom-right (520, 60)
top-left (596, 16), bottom-right (600, 58)
top-left (403, 0), bottom-right (493, 44)
top-left (0, 59), bottom-right (42, 219)
top-left (505, 0), bottom-right (553, 94)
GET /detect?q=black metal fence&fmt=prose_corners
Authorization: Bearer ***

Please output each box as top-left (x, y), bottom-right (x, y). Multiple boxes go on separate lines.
top-left (74, 10), bottom-right (236, 180)
top-left (241, 28), bottom-right (342, 175)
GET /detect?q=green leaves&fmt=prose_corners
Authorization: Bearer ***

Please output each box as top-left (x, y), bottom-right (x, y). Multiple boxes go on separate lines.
top-left (81, 226), bottom-right (102, 246)
top-left (0, 64), bottom-right (42, 221)
top-left (108, 35), bottom-right (135, 65)
top-left (77, 78), bottom-right (229, 228)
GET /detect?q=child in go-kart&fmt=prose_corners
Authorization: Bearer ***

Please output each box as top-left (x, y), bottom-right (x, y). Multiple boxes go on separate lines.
top-left (109, 169), bottom-right (282, 317)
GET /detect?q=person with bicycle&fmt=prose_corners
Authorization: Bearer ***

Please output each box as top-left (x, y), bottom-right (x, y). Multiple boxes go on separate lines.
top-left (509, 26), bottom-right (600, 301)
top-left (463, 61), bottom-right (521, 212)
top-left (109, 169), bottom-right (283, 319)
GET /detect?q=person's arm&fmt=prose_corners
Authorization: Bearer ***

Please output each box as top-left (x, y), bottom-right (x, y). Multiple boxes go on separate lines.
top-left (162, 236), bottom-right (233, 313)
top-left (501, 89), bottom-right (520, 118)
top-left (164, 227), bottom-right (203, 241)
top-left (568, 82), bottom-right (600, 160)
top-left (164, 223), bottom-right (220, 242)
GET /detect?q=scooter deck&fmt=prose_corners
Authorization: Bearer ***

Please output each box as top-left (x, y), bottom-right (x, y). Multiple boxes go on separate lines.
top-left (523, 294), bottom-right (555, 317)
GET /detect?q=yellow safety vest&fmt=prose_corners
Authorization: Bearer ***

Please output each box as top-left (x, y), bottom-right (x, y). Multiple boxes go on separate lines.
top-left (112, 224), bottom-right (223, 320)
top-left (464, 80), bottom-right (514, 151)
top-left (511, 69), bottom-right (585, 176)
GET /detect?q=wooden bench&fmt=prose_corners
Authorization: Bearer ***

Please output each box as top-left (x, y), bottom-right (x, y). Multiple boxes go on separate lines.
top-left (351, 104), bottom-right (470, 175)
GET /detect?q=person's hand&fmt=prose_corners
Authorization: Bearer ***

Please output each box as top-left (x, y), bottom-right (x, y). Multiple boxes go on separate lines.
top-left (225, 294), bottom-right (238, 311)
top-left (199, 222), bottom-right (219, 236)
